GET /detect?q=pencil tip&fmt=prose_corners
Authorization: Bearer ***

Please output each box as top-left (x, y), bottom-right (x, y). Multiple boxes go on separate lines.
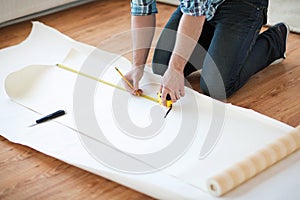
top-left (28, 123), bottom-right (37, 128)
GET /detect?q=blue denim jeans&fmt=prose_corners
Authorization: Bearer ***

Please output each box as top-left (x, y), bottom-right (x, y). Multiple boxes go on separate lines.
top-left (152, 0), bottom-right (285, 99)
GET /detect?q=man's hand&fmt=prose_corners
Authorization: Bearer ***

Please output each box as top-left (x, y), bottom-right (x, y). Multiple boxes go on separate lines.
top-left (160, 14), bottom-right (205, 106)
top-left (124, 66), bottom-right (144, 95)
top-left (160, 67), bottom-right (185, 106)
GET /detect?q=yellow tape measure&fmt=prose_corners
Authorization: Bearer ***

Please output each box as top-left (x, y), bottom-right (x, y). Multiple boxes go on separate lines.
top-left (157, 92), bottom-right (173, 118)
top-left (56, 64), bottom-right (159, 103)
top-left (157, 92), bottom-right (172, 108)
top-left (56, 64), bottom-right (173, 118)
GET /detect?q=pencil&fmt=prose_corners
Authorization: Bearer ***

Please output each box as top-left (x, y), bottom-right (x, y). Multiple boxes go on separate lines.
top-left (115, 67), bottom-right (135, 90)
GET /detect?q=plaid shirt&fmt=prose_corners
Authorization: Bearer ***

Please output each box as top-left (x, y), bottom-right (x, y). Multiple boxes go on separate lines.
top-left (131, 0), bottom-right (225, 21)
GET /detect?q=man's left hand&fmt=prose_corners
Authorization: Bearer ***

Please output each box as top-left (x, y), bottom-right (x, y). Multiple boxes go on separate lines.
top-left (160, 67), bottom-right (185, 106)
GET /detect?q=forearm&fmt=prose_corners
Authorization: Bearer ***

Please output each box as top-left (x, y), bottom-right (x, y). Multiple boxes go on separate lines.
top-left (131, 14), bottom-right (156, 68)
top-left (169, 14), bottom-right (206, 72)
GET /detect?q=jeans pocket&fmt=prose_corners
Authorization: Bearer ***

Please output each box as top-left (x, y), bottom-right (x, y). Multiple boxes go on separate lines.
top-left (214, 1), bottom-right (265, 35)
top-left (239, 0), bottom-right (268, 24)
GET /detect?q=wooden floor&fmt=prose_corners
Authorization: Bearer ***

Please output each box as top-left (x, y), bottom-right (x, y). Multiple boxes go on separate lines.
top-left (0, 1), bottom-right (299, 199)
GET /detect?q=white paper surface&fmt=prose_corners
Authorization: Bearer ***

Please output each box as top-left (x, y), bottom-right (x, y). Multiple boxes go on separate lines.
top-left (1, 22), bottom-right (300, 200)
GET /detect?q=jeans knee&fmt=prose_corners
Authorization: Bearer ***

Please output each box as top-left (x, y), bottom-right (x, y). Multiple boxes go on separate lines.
top-left (200, 77), bottom-right (230, 99)
top-left (152, 62), bottom-right (167, 76)
top-left (152, 49), bottom-right (170, 76)
top-left (200, 78), bottom-right (210, 96)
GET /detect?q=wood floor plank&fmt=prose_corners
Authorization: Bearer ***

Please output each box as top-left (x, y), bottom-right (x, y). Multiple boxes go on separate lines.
top-left (0, 0), bottom-right (299, 199)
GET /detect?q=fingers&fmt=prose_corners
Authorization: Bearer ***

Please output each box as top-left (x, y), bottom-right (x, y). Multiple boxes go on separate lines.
top-left (159, 85), bottom-right (163, 93)
top-left (133, 79), bottom-right (139, 90)
top-left (133, 80), bottom-right (143, 96)
top-left (180, 88), bottom-right (185, 97)
top-left (161, 87), bottom-right (176, 106)
top-left (122, 67), bottom-right (144, 96)
top-left (135, 88), bottom-right (143, 96)
top-left (174, 90), bottom-right (180, 100)
top-left (122, 72), bottom-right (143, 96)
top-left (160, 86), bottom-right (185, 106)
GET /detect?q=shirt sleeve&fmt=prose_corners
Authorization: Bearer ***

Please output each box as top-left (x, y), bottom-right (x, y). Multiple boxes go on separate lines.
top-left (180, 0), bottom-right (207, 16)
top-left (131, 0), bottom-right (158, 16)
top-left (180, 0), bottom-right (224, 20)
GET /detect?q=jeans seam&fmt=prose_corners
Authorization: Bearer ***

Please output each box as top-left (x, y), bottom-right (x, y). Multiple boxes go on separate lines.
top-left (232, 22), bottom-right (263, 93)
top-left (228, 7), bottom-right (264, 94)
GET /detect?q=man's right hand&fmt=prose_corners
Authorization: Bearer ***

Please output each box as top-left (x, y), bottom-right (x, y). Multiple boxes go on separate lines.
top-left (124, 66), bottom-right (144, 95)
